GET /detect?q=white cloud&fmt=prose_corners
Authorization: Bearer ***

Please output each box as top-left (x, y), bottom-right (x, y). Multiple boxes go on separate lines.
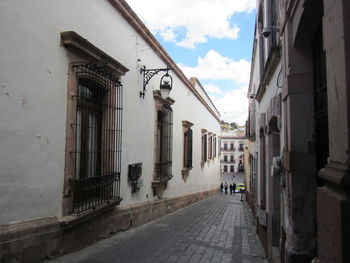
top-left (178, 50), bottom-right (251, 84)
top-left (177, 50), bottom-right (250, 124)
top-left (203, 84), bottom-right (224, 95)
top-left (126, 0), bottom-right (255, 48)
top-left (210, 86), bottom-right (248, 125)
top-left (160, 28), bottom-right (176, 42)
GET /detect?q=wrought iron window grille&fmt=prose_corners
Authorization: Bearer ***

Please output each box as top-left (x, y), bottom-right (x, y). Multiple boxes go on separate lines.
top-left (70, 63), bottom-right (123, 214)
top-left (155, 106), bottom-right (173, 181)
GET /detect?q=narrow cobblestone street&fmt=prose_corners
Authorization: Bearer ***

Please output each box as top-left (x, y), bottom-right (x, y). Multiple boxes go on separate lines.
top-left (49, 192), bottom-right (266, 263)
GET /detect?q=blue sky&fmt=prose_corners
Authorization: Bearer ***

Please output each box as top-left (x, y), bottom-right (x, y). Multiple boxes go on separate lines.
top-left (126, 0), bottom-right (256, 124)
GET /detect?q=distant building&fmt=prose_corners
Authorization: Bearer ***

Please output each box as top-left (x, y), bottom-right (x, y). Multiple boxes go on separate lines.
top-left (220, 128), bottom-right (247, 174)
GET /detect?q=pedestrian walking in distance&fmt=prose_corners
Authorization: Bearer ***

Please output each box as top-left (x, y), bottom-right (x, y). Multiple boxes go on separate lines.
top-left (233, 182), bottom-right (237, 196)
top-left (224, 182), bottom-right (228, 194)
top-left (220, 182), bottom-right (224, 194)
top-left (229, 183), bottom-right (233, 195)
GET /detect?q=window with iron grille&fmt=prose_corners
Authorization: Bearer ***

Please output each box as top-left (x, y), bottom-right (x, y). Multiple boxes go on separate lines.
top-left (213, 136), bottom-right (217, 158)
top-left (183, 121), bottom-right (193, 169)
top-left (201, 130), bottom-right (207, 163)
top-left (155, 105), bottom-right (173, 180)
top-left (208, 134), bottom-right (213, 159)
top-left (71, 63), bottom-right (122, 214)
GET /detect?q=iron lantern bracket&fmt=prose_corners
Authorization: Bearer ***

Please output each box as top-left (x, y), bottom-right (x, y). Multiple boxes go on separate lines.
top-left (140, 66), bottom-right (172, 98)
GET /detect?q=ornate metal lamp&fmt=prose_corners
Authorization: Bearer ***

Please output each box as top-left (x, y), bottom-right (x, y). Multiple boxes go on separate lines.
top-left (140, 66), bottom-right (172, 99)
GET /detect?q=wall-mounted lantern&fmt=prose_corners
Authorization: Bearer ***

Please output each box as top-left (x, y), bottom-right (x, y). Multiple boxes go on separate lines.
top-left (140, 66), bottom-right (172, 99)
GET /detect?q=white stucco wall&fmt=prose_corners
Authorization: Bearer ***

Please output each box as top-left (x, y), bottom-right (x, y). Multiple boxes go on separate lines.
top-left (0, 0), bottom-right (221, 223)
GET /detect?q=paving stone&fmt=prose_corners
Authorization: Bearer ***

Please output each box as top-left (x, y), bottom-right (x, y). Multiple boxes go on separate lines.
top-left (47, 194), bottom-right (266, 263)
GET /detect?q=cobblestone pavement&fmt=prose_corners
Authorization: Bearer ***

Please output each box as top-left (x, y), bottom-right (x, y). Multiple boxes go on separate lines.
top-left (49, 194), bottom-right (267, 263)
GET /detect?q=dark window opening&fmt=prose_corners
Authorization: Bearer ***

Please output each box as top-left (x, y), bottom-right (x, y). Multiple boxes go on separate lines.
top-left (202, 132), bottom-right (207, 163)
top-left (214, 137), bottom-right (217, 157)
top-left (184, 128), bottom-right (193, 169)
top-left (208, 135), bottom-right (213, 159)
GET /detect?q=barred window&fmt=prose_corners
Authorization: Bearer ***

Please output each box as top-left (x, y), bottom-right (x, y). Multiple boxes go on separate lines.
top-left (155, 105), bottom-right (173, 180)
top-left (201, 130), bottom-right (207, 163)
top-left (213, 135), bottom-right (217, 158)
top-left (208, 134), bottom-right (213, 159)
top-left (71, 64), bottom-right (122, 214)
top-left (183, 121), bottom-right (193, 169)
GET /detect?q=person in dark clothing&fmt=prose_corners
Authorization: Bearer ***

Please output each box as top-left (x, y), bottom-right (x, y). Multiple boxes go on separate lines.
top-left (232, 182), bottom-right (237, 195)
top-left (224, 182), bottom-right (228, 194)
top-left (220, 182), bottom-right (224, 194)
top-left (229, 183), bottom-right (233, 195)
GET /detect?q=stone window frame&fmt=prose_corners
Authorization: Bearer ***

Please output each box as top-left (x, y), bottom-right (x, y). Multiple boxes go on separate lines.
top-left (61, 31), bottom-right (129, 216)
top-left (152, 90), bottom-right (175, 198)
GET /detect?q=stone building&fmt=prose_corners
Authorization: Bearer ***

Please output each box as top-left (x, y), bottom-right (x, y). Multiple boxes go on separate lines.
top-left (246, 0), bottom-right (350, 262)
top-left (0, 0), bottom-right (221, 261)
top-left (220, 128), bottom-right (246, 174)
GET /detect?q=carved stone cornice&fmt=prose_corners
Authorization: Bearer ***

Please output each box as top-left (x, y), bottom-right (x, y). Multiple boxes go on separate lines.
top-left (61, 31), bottom-right (129, 76)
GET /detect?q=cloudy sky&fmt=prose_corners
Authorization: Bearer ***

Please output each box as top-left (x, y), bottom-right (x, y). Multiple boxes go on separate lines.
top-left (126, 0), bottom-right (256, 125)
